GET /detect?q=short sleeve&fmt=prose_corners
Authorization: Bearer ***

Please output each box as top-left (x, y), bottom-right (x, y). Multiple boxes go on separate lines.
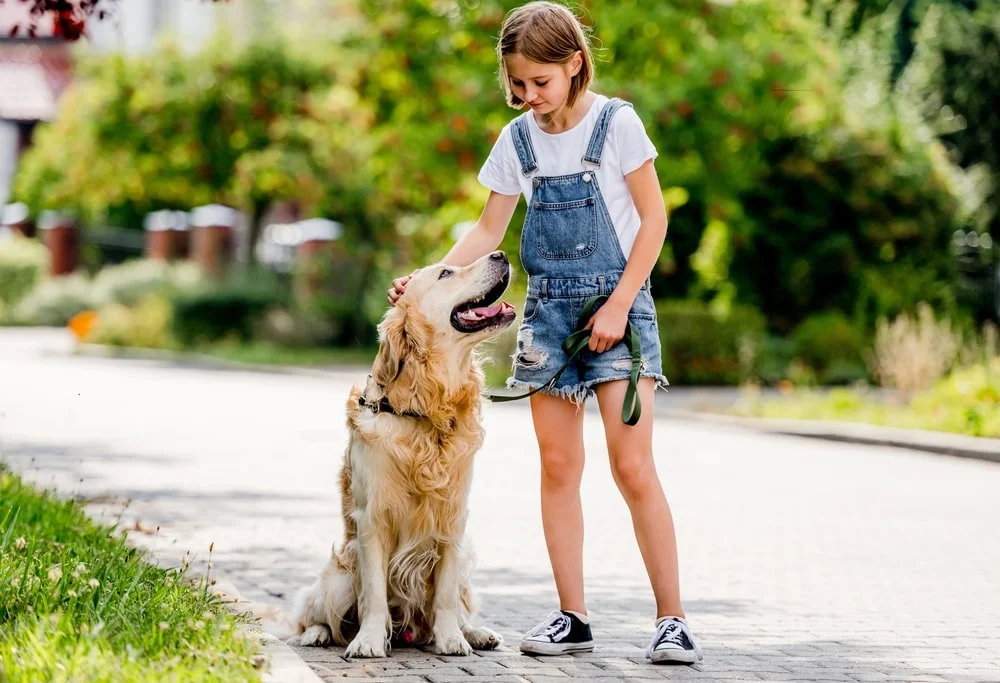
top-left (612, 106), bottom-right (658, 176)
top-left (477, 124), bottom-right (522, 196)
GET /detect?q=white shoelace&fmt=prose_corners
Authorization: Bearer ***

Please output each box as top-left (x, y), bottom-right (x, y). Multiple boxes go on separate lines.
top-left (645, 618), bottom-right (691, 658)
top-left (529, 611), bottom-right (570, 639)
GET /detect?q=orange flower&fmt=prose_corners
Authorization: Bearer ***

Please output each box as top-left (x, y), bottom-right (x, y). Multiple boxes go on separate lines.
top-left (68, 310), bottom-right (99, 341)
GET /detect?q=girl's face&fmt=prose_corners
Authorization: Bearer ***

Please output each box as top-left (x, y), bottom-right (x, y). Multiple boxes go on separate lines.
top-left (505, 51), bottom-right (582, 115)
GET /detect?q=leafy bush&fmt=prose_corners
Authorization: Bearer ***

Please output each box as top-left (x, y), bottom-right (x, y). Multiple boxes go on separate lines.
top-left (87, 295), bottom-right (175, 349)
top-left (791, 311), bottom-right (869, 384)
top-left (170, 270), bottom-right (287, 347)
top-left (0, 237), bottom-right (48, 316)
top-left (292, 247), bottom-right (374, 346)
top-left (12, 274), bottom-right (95, 327)
top-left (820, 357), bottom-right (872, 386)
top-left (734, 357), bottom-right (1000, 437)
top-left (9, 258), bottom-right (203, 328)
top-left (754, 336), bottom-right (798, 385)
top-left (735, 111), bottom-right (962, 333)
top-left (657, 299), bottom-right (767, 385)
top-left (90, 259), bottom-right (203, 309)
top-left (905, 2), bottom-right (1000, 239)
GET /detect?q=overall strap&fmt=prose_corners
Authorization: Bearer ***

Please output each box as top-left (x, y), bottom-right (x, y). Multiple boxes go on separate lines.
top-left (510, 114), bottom-right (538, 176)
top-left (581, 97), bottom-right (632, 168)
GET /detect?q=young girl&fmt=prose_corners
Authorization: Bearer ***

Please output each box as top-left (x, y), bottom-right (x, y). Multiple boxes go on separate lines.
top-left (389, 1), bottom-right (702, 665)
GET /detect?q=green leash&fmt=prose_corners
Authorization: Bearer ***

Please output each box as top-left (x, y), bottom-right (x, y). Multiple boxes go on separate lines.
top-left (487, 295), bottom-right (643, 426)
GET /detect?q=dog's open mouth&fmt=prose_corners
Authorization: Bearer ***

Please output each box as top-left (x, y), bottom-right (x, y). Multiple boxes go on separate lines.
top-left (451, 272), bottom-right (516, 333)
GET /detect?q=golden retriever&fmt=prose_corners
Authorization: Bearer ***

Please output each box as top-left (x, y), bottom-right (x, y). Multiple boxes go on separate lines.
top-left (289, 251), bottom-right (516, 658)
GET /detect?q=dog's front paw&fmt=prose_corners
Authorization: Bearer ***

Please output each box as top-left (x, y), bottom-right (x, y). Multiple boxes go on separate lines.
top-left (432, 625), bottom-right (473, 656)
top-left (287, 624), bottom-right (332, 647)
top-left (345, 628), bottom-right (388, 659)
top-left (462, 624), bottom-right (503, 651)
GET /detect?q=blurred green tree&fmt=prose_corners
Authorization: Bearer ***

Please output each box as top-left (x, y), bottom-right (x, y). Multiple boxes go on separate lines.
top-left (13, 37), bottom-right (366, 260)
top-left (12, 0), bottom-right (972, 341)
top-left (907, 2), bottom-right (1000, 236)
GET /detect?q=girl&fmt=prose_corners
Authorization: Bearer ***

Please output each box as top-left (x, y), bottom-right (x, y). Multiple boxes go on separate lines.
top-left (389, 0), bottom-right (702, 665)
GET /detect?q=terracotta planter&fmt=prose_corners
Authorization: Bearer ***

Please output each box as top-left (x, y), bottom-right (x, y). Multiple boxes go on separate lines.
top-left (144, 210), bottom-right (190, 261)
top-left (38, 210), bottom-right (79, 276)
top-left (2, 202), bottom-right (35, 238)
top-left (295, 218), bottom-right (344, 295)
top-left (190, 205), bottom-right (238, 276)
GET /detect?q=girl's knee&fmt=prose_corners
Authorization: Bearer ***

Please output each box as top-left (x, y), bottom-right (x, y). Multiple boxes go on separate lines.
top-left (610, 453), bottom-right (656, 499)
top-left (539, 446), bottom-right (583, 488)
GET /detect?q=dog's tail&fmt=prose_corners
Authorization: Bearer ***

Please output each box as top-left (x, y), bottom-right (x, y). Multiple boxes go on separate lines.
top-left (292, 566), bottom-right (358, 645)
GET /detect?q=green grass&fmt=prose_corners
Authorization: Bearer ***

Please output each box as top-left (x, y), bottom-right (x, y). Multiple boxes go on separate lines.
top-left (199, 341), bottom-right (518, 388)
top-left (733, 360), bottom-right (1000, 437)
top-left (193, 341), bottom-right (377, 368)
top-left (0, 468), bottom-right (263, 682)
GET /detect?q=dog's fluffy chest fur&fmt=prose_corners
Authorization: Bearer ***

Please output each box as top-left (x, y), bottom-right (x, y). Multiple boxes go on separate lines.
top-left (346, 386), bottom-right (485, 539)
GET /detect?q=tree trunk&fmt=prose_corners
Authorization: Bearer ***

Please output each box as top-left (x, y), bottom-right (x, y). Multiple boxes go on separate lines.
top-left (240, 198), bottom-right (269, 267)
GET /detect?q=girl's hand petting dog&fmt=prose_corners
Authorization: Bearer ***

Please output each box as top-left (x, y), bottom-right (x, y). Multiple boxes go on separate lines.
top-left (388, 272), bottom-right (416, 306)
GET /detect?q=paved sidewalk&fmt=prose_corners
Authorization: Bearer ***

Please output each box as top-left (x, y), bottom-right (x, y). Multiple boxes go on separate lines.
top-left (2, 329), bottom-right (1000, 682)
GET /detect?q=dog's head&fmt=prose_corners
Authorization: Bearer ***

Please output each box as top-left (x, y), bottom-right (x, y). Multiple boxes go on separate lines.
top-left (397, 250), bottom-right (516, 342)
top-left (369, 251), bottom-right (516, 421)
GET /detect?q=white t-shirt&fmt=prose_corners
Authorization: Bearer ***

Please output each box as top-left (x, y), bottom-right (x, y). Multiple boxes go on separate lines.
top-left (477, 94), bottom-right (658, 258)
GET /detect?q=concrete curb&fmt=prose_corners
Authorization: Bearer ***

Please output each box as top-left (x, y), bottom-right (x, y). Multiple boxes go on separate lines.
top-left (660, 409), bottom-right (1000, 464)
top-left (258, 630), bottom-right (326, 683)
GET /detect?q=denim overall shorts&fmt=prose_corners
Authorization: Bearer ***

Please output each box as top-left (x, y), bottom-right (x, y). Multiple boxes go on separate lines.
top-left (507, 97), bottom-right (669, 403)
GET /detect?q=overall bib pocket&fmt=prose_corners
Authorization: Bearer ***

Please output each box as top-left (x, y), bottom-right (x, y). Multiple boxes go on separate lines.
top-left (531, 196), bottom-right (597, 260)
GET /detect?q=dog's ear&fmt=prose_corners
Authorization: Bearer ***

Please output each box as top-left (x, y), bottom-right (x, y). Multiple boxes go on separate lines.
top-left (372, 304), bottom-right (433, 387)
top-left (372, 311), bottom-right (409, 387)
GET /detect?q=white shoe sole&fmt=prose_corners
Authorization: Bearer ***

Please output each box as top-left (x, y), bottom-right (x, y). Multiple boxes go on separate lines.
top-left (649, 647), bottom-right (702, 664)
top-left (519, 639), bottom-right (595, 656)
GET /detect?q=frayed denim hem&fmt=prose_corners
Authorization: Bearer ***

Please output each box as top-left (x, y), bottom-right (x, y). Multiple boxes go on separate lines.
top-left (505, 377), bottom-right (590, 405)
top-left (505, 372), bottom-right (669, 406)
top-left (582, 372), bottom-right (670, 395)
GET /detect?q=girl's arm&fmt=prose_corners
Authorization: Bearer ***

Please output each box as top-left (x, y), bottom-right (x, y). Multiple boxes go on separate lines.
top-left (442, 191), bottom-right (521, 266)
top-left (388, 191), bottom-right (520, 304)
top-left (586, 159), bottom-right (667, 352)
top-left (613, 158), bottom-right (668, 306)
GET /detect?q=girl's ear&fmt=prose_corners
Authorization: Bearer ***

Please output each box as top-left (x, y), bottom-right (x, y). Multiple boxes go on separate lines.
top-left (568, 50), bottom-right (583, 77)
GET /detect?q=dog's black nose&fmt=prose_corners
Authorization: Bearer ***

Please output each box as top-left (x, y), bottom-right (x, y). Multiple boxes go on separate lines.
top-left (489, 251), bottom-right (508, 263)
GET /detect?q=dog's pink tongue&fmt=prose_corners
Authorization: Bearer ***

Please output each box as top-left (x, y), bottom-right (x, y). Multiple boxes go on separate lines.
top-left (471, 304), bottom-right (502, 317)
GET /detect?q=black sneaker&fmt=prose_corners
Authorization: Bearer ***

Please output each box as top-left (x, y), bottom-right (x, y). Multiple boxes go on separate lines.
top-left (645, 616), bottom-right (703, 664)
top-left (519, 609), bottom-right (595, 655)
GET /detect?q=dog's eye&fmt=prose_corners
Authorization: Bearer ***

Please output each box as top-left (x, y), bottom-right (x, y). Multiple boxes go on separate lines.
top-left (438, 269), bottom-right (453, 279)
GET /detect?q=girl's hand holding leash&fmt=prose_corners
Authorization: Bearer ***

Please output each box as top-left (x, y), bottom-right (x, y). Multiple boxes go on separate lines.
top-left (584, 295), bottom-right (629, 353)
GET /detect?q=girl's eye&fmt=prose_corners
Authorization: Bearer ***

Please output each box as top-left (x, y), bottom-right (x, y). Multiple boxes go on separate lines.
top-left (439, 269), bottom-right (453, 279)
top-left (536, 81), bottom-right (548, 87)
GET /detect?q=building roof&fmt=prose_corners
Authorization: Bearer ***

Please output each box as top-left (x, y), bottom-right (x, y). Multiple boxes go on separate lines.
top-left (0, 40), bottom-right (72, 121)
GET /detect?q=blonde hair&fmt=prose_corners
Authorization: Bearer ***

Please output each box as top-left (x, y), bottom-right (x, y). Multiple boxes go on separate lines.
top-left (497, 1), bottom-right (595, 109)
